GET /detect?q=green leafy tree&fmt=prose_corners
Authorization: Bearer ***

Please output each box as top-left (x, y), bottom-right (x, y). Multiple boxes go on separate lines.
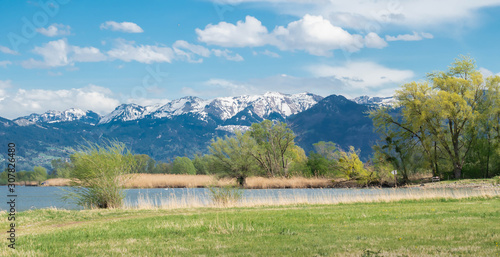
top-left (249, 120), bottom-right (296, 177)
top-left (51, 159), bottom-right (72, 178)
top-left (172, 157), bottom-right (197, 175)
top-left (66, 140), bottom-right (137, 209)
top-left (32, 166), bottom-right (47, 182)
top-left (208, 131), bottom-right (261, 186)
top-left (192, 154), bottom-right (209, 175)
top-left (337, 146), bottom-right (369, 180)
top-left (371, 56), bottom-right (496, 179)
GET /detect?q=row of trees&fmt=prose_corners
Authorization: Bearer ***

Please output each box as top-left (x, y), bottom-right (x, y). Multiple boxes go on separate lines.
top-left (0, 166), bottom-right (47, 184)
top-left (371, 56), bottom-right (500, 181)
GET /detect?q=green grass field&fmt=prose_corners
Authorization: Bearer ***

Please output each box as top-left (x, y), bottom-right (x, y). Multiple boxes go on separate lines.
top-left (2, 197), bottom-right (500, 256)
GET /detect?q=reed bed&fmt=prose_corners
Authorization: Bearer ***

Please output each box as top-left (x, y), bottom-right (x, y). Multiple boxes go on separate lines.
top-left (123, 187), bottom-right (500, 210)
top-left (245, 176), bottom-right (332, 188)
top-left (44, 174), bottom-right (333, 189)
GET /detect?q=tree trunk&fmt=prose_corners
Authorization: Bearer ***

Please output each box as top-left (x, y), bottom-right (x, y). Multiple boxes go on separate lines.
top-left (453, 164), bottom-right (462, 179)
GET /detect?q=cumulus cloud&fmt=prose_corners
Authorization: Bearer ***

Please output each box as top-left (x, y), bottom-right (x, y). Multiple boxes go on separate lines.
top-left (107, 39), bottom-right (174, 64)
top-left (209, 0), bottom-right (500, 30)
top-left (386, 31), bottom-right (434, 41)
top-left (0, 46), bottom-right (18, 55)
top-left (36, 23), bottom-right (71, 37)
top-left (0, 84), bottom-right (120, 119)
top-left (196, 15), bottom-right (384, 56)
top-left (22, 39), bottom-right (107, 68)
top-left (196, 16), bottom-right (269, 47)
top-left (100, 21), bottom-right (144, 33)
top-left (309, 61), bottom-right (414, 89)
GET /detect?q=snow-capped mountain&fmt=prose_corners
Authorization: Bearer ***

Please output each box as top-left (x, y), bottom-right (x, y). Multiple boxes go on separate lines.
top-left (352, 96), bottom-right (396, 107)
top-left (14, 108), bottom-right (101, 126)
top-left (99, 92), bottom-right (324, 124)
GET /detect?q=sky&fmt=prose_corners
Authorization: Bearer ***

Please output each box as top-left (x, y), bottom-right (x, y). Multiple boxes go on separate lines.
top-left (1, 0), bottom-right (500, 119)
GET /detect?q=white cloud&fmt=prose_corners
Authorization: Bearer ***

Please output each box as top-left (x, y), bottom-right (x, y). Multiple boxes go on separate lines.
top-left (22, 39), bottom-right (107, 68)
top-left (107, 39), bottom-right (174, 64)
top-left (364, 32), bottom-right (388, 48)
top-left (100, 21), bottom-right (144, 33)
top-left (0, 46), bottom-right (18, 55)
top-left (0, 61), bottom-right (12, 67)
top-left (0, 80), bottom-right (12, 101)
top-left (36, 23), bottom-right (71, 37)
top-left (196, 15), bottom-right (381, 56)
top-left (172, 40), bottom-right (211, 63)
top-left (125, 98), bottom-right (170, 107)
top-left (0, 84), bottom-right (120, 119)
top-left (386, 31), bottom-right (434, 41)
top-left (72, 46), bottom-right (107, 62)
top-left (210, 0), bottom-right (500, 30)
top-left (253, 49), bottom-right (280, 58)
top-left (196, 16), bottom-right (269, 47)
top-left (212, 49), bottom-right (244, 61)
top-left (309, 61), bottom-right (414, 88)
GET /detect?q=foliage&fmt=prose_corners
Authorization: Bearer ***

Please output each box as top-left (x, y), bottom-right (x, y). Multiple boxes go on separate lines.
top-left (249, 120), bottom-right (298, 177)
top-left (192, 154), bottom-right (209, 175)
top-left (65, 140), bottom-right (137, 209)
top-left (337, 146), bottom-right (371, 181)
top-left (371, 55), bottom-right (500, 179)
top-left (208, 131), bottom-right (261, 186)
top-left (50, 159), bottom-right (72, 178)
top-left (171, 156), bottom-right (197, 175)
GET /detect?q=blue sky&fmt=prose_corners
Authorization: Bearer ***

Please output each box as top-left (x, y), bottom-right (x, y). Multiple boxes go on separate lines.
top-left (1, 0), bottom-right (500, 118)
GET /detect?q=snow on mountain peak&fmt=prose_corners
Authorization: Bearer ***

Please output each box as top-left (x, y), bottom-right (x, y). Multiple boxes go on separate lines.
top-left (14, 108), bottom-right (100, 126)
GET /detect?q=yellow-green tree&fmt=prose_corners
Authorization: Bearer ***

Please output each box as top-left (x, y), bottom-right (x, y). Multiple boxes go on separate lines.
top-left (372, 56), bottom-right (499, 179)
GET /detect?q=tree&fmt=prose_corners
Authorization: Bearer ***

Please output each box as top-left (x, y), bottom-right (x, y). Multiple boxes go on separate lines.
top-left (66, 140), bottom-right (137, 209)
top-left (171, 157), bottom-right (196, 175)
top-left (306, 141), bottom-right (340, 177)
top-left (208, 131), bottom-right (261, 186)
top-left (249, 120), bottom-right (296, 177)
top-left (32, 166), bottom-right (47, 182)
top-left (371, 56), bottom-right (495, 179)
top-left (337, 146), bottom-right (369, 180)
top-left (51, 159), bottom-right (72, 178)
top-left (192, 154), bottom-right (209, 175)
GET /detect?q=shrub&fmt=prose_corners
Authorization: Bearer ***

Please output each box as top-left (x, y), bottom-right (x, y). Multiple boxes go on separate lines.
top-left (172, 157), bottom-right (197, 175)
top-left (64, 140), bottom-right (137, 209)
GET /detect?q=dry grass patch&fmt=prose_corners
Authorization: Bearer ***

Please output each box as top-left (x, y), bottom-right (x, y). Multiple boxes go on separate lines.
top-left (245, 176), bottom-right (332, 189)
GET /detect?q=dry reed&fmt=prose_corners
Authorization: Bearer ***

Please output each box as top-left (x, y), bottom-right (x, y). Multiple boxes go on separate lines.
top-left (123, 187), bottom-right (500, 210)
top-left (43, 174), bottom-right (333, 189)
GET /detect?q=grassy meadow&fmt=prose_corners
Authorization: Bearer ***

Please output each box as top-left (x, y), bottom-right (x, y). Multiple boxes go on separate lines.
top-left (2, 196), bottom-right (499, 256)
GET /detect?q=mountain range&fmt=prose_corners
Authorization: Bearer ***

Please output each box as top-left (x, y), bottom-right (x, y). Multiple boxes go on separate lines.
top-left (1, 92), bottom-right (394, 170)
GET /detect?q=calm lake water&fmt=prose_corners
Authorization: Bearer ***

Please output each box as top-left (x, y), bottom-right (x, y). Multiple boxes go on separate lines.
top-left (0, 185), bottom-right (487, 212)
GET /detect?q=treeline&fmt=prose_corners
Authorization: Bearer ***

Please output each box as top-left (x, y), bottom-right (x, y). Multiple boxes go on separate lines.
top-left (0, 166), bottom-right (48, 184)
top-left (45, 120), bottom-right (383, 186)
top-left (371, 56), bottom-right (500, 181)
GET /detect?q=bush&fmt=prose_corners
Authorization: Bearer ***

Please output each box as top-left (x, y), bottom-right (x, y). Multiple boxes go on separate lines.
top-left (64, 141), bottom-right (137, 209)
top-left (172, 157), bottom-right (196, 175)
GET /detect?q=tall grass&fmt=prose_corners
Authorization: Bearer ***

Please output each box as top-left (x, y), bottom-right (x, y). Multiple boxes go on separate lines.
top-left (44, 174), bottom-right (333, 189)
top-left (123, 187), bottom-right (500, 210)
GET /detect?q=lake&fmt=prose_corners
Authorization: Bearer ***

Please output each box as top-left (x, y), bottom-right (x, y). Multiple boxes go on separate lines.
top-left (1, 185), bottom-right (496, 211)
